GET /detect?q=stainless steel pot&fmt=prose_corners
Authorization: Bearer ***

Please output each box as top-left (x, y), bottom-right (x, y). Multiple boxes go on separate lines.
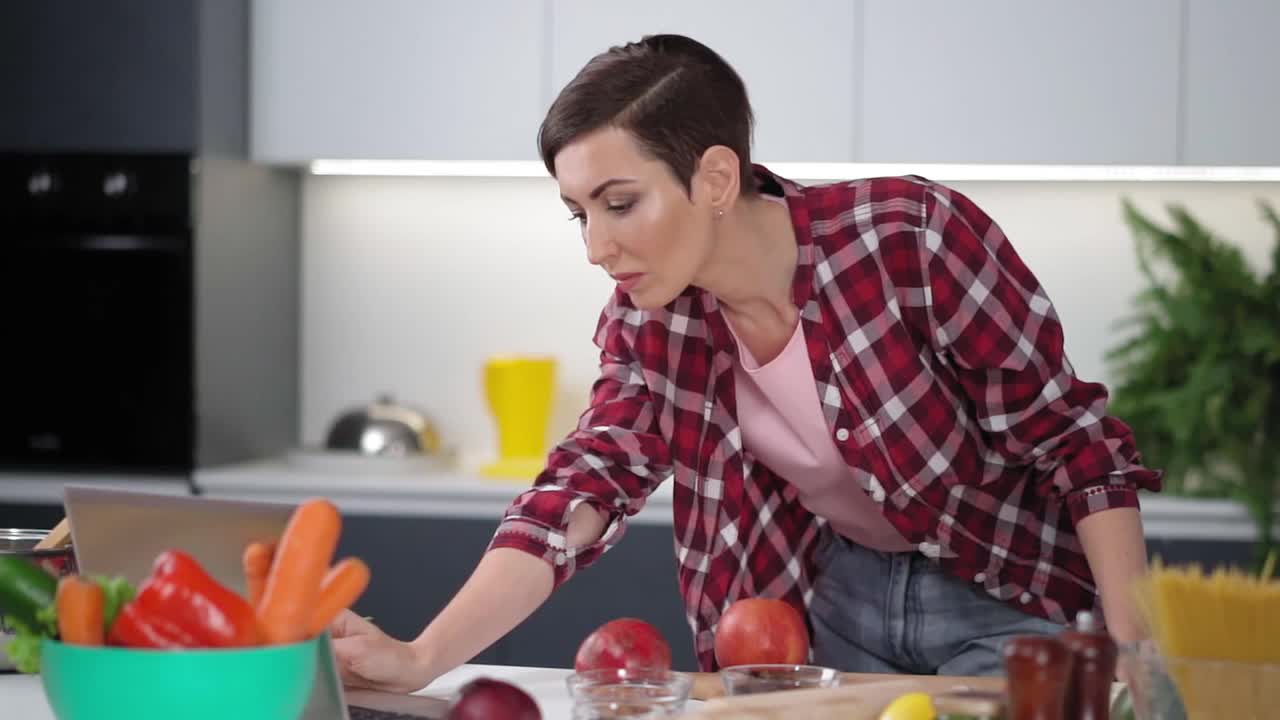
top-left (324, 394), bottom-right (441, 457)
top-left (0, 529), bottom-right (77, 671)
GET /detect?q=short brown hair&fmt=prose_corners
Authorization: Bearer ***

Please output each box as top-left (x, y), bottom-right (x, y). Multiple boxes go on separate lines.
top-left (538, 34), bottom-right (756, 196)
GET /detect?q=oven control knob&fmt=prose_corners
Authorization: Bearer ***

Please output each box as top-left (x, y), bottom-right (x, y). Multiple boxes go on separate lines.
top-left (103, 171), bottom-right (134, 198)
top-left (27, 170), bottom-right (57, 197)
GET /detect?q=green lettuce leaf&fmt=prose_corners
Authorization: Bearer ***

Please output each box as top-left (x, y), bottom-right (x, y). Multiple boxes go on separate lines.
top-left (3, 616), bottom-right (45, 674)
top-left (2, 575), bottom-right (135, 673)
top-left (35, 603), bottom-right (57, 636)
top-left (91, 575), bottom-right (135, 632)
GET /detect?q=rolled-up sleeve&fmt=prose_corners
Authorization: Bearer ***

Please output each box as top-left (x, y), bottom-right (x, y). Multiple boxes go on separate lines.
top-left (918, 185), bottom-right (1162, 525)
top-left (488, 302), bottom-right (672, 587)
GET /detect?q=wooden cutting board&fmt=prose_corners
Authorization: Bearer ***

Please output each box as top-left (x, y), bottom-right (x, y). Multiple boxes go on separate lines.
top-left (679, 681), bottom-right (954, 719)
top-left (680, 672), bottom-right (1005, 720)
top-left (688, 671), bottom-right (1003, 702)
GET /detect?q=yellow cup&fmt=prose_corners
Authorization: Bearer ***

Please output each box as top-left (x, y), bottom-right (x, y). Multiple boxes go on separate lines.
top-left (481, 355), bottom-right (556, 480)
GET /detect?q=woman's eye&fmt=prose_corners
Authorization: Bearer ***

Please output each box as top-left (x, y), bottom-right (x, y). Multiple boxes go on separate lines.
top-left (567, 212), bottom-right (586, 224)
top-left (607, 202), bottom-right (633, 215)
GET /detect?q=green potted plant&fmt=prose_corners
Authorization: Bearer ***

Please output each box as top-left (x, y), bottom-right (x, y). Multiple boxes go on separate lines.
top-left (1106, 199), bottom-right (1280, 567)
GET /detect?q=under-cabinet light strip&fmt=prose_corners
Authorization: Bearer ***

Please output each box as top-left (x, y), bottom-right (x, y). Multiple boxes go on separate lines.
top-left (308, 159), bottom-right (1280, 183)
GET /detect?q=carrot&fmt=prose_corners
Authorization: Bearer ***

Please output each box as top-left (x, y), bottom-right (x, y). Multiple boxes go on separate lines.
top-left (56, 575), bottom-right (105, 646)
top-left (242, 540), bottom-right (276, 609)
top-left (256, 498), bottom-right (342, 644)
top-left (306, 557), bottom-right (371, 637)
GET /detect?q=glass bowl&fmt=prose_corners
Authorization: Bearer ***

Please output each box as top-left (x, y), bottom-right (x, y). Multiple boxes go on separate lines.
top-left (1117, 640), bottom-right (1280, 719)
top-left (569, 698), bottom-right (671, 719)
top-left (719, 664), bottom-right (842, 696)
top-left (565, 667), bottom-right (693, 714)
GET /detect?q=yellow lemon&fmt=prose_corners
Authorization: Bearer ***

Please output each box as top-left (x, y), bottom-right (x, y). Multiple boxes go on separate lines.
top-left (879, 691), bottom-right (937, 720)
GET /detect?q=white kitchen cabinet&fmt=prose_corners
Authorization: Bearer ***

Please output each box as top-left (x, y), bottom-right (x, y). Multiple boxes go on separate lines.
top-left (251, 0), bottom-right (547, 163)
top-left (1182, 0), bottom-right (1280, 165)
top-left (859, 1), bottom-right (1181, 165)
top-left (549, 0), bottom-right (859, 163)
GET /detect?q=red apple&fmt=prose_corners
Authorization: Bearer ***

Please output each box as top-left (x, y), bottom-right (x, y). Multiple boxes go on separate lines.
top-left (574, 618), bottom-right (673, 672)
top-left (446, 677), bottom-right (540, 720)
top-left (714, 598), bottom-right (809, 668)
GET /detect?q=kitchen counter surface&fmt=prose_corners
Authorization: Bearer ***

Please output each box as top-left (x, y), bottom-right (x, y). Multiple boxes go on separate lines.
top-left (1, 458), bottom-right (1270, 540)
top-left (0, 662), bottom-right (604, 719)
top-left (0, 473), bottom-right (191, 505)
top-left (196, 457), bottom-right (1277, 541)
top-left (190, 454), bottom-right (678, 524)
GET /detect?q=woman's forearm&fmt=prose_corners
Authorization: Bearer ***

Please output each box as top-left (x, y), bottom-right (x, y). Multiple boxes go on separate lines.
top-left (410, 547), bottom-right (554, 681)
top-left (409, 503), bottom-right (608, 681)
top-left (1075, 506), bottom-right (1148, 643)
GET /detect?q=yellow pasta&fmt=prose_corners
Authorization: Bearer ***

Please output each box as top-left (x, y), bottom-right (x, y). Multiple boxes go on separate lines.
top-left (1132, 554), bottom-right (1280, 719)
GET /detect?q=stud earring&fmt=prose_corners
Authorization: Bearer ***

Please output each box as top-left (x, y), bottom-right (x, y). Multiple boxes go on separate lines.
top-left (715, 208), bottom-right (725, 219)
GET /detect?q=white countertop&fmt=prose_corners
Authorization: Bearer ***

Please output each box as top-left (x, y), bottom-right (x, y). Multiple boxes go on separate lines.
top-left (0, 662), bottom-right (603, 719)
top-left (162, 456), bottom-right (1280, 540)
top-left (0, 473), bottom-right (191, 505)
top-left (0, 456), bottom-right (1271, 540)
top-left (191, 453), bottom-right (678, 525)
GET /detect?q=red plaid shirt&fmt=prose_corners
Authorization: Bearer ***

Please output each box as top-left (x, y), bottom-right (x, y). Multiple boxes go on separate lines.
top-left (490, 166), bottom-right (1162, 670)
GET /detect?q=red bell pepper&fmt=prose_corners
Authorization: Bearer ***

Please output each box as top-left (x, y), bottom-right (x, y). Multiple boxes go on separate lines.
top-left (107, 550), bottom-right (262, 649)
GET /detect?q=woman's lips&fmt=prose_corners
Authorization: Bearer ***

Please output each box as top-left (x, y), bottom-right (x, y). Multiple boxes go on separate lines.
top-left (612, 273), bottom-right (644, 292)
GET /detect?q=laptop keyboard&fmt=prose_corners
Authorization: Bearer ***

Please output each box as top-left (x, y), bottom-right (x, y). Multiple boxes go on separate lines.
top-left (347, 705), bottom-right (434, 720)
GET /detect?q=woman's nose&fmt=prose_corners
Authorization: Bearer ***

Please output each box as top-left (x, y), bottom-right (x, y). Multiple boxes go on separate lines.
top-left (583, 222), bottom-right (616, 267)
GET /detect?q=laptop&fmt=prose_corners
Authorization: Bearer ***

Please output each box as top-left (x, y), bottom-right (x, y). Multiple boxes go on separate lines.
top-left (63, 485), bottom-right (451, 720)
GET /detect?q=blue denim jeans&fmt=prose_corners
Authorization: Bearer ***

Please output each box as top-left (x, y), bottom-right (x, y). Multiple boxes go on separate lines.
top-left (809, 529), bottom-right (1063, 676)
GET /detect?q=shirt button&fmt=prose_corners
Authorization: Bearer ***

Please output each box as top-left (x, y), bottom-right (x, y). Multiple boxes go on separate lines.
top-left (1020, 592), bottom-right (1033, 604)
top-left (974, 572), bottom-right (986, 584)
top-left (554, 552), bottom-right (567, 566)
top-left (835, 428), bottom-right (851, 442)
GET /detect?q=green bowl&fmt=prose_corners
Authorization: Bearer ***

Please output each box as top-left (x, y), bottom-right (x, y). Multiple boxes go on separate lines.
top-left (39, 637), bottom-right (318, 720)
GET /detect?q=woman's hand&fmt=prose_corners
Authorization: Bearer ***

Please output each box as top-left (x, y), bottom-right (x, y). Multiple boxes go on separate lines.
top-left (330, 609), bottom-right (435, 693)
top-left (328, 546), bottom-right (563, 697)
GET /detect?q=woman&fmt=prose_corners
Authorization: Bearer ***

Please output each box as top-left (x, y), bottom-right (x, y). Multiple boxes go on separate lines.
top-left (332, 34), bottom-right (1160, 690)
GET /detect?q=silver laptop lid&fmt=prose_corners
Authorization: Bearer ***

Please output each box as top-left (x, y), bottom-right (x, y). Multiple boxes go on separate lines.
top-left (63, 485), bottom-right (293, 589)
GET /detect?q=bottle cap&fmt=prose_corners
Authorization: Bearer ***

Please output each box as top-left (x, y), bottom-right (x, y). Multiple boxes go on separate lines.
top-left (1075, 610), bottom-right (1098, 632)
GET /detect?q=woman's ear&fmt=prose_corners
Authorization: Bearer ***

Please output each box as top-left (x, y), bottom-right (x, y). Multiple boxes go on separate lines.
top-left (693, 145), bottom-right (741, 212)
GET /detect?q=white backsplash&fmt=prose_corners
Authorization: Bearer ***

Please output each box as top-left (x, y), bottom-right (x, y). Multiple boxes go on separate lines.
top-left (301, 174), bottom-right (1280, 471)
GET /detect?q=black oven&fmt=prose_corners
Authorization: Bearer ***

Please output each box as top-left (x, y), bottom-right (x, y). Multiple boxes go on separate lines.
top-left (0, 153), bottom-right (194, 473)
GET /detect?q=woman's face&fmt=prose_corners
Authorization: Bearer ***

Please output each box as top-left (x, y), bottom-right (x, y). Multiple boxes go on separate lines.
top-left (555, 127), bottom-right (717, 310)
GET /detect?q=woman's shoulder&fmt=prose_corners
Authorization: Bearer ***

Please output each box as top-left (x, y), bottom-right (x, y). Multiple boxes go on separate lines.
top-left (800, 174), bottom-right (937, 234)
top-left (788, 176), bottom-right (950, 310)
top-left (786, 175), bottom-right (939, 280)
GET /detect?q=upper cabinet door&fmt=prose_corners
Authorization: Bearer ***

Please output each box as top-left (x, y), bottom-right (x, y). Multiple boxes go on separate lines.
top-left (251, 0), bottom-right (547, 163)
top-left (859, 1), bottom-right (1181, 165)
top-left (0, 0), bottom-right (197, 153)
top-left (549, 1), bottom-right (859, 164)
top-left (1182, 0), bottom-right (1280, 165)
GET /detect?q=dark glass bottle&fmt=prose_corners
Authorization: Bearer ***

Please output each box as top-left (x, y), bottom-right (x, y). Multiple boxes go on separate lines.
top-left (1003, 634), bottom-right (1075, 720)
top-left (1059, 611), bottom-right (1119, 720)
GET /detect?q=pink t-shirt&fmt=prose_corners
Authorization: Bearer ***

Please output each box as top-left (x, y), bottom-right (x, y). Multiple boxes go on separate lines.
top-left (727, 317), bottom-right (915, 552)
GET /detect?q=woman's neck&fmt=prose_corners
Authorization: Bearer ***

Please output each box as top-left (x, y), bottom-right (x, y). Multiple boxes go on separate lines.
top-left (695, 193), bottom-right (799, 324)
